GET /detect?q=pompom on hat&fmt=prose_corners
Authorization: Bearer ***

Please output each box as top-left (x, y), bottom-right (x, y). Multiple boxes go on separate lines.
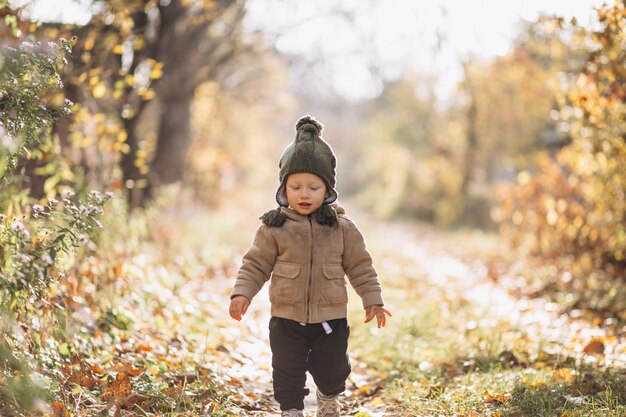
top-left (260, 115), bottom-right (339, 227)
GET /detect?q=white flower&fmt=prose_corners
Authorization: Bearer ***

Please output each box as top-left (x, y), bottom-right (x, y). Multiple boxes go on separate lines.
top-left (15, 253), bottom-right (31, 263)
top-left (11, 220), bottom-right (31, 239)
top-left (19, 41), bottom-right (34, 50)
top-left (106, 192), bottom-right (114, 198)
top-left (41, 253), bottom-right (53, 266)
top-left (32, 204), bottom-right (45, 213)
top-left (61, 190), bottom-right (75, 199)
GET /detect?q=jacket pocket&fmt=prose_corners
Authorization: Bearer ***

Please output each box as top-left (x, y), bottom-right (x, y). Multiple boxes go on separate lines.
top-left (273, 261), bottom-right (300, 279)
top-left (270, 261), bottom-right (301, 303)
top-left (322, 264), bottom-right (348, 304)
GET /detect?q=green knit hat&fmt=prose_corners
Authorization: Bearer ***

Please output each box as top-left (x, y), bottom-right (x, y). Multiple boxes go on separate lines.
top-left (275, 115), bottom-right (338, 207)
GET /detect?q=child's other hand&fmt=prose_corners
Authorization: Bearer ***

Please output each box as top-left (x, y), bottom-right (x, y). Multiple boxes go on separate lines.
top-left (364, 305), bottom-right (392, 328)
top-left (229, 295), bottom-right (250, 321)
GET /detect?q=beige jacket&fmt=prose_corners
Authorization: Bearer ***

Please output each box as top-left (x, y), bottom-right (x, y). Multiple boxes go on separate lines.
top-left (231, 205), bottom-right (384, 323)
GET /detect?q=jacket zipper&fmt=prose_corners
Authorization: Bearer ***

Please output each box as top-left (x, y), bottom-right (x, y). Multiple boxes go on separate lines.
top-left (305, 216), bottom-right (314, 323)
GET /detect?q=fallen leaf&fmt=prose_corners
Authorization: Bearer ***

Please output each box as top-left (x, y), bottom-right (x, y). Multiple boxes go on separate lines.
top-left (583, 340), bottom-right (604, 355)
top-left (51, 401), bottom-right (69, 417)
top-left (89, 364), bottom-right (105, 375)
top-left (442, 362), bottom-right (461, 377)
top-left (358, 385), bottom-right (372, 395)
top-left (499, 350), bottom-right (520, 367)
top-left (370, 397), bottom-right (384, 406)
top-left (116, 364), bottom-right (143, 377)
top-left (123, 393), bottom-right (153, 409)
top-left (553, 368), bottom-right (575, 383)
top-left (136, 341), bottom-right (152, 352)
top-left (58, 343), bottom-right (71, 357)
top-left (203, 399), bottom-right (219, 413)
top-left (101, 372), bottom-right (132, 403)
top-left (68, 370), bottom-right (98, 389)
top-left (484, 391), bottom-right (510, 404)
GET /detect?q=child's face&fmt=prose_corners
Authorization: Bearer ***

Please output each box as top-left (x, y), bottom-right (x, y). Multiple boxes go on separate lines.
top-left (285, 172), bottom-right (328, 216)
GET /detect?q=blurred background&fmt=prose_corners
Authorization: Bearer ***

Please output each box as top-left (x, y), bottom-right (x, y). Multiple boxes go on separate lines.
top-left (3, 0), bottom-right (625, 299)
top-left (0, 0), bottom-right (612, 222)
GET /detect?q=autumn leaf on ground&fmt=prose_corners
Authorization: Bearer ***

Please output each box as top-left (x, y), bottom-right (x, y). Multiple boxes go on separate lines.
top-left (583, 339), bottom-right (604, 355)
top-left (203, 399), bottom-right (219, 413)
top-left (528, 380), bottom-right (547, 388)
top-left (123, 393), bottom-right (154, 410)
top-left (499, 350), bottom-right (520, 367)
top-left (483, 390), bottom-right (510, 404)
top-left (51, 401), bottom-right (69, 417)
top-left (101, 371), bottom-right (132, 403)
top-left (114, 363), bottom-right (144, 377)
top-left (553, 368), bottom-right (575, 383)
top-left (370, 397), bottom-right (384, 406)
top-left (442, 361), bottom-right (462, 377)
top-left (68, 370), bottom-right (98, 389)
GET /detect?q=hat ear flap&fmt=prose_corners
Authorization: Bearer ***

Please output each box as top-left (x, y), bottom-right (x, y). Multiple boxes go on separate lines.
top-left (276, 182), bottom-right (289, 207)
top-left (323, 185), bottom-right (337, 205)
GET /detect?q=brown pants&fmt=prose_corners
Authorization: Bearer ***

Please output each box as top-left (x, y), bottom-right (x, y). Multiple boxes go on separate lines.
top-left (269, 317), bottom-right (351, 411)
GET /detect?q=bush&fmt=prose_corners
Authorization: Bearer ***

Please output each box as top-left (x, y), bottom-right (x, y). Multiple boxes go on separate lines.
top-left (0, 190), bottom-right (112, 313)
top-left (0, 14), bottom-right (112, 415)
top-left (495, 2), bottom-right (626, 313)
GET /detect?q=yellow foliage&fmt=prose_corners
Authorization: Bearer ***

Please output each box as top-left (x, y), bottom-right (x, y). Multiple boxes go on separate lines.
top-left (92, 82), bottom-right (107, 98)
top-left (497, 2), bottom-right (626, 309)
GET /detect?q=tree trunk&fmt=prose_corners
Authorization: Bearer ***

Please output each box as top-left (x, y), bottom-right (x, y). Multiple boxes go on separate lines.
top-left (150, 92), bottom-right (193, 185)
top-left (121, 115), bottom-right (148, 208)
top-left (461, 91), bottom-right (477, 198)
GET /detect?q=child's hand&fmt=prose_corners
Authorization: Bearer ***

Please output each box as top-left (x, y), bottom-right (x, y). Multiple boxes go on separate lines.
top-left (229, 295), bottom-right (251, 321)
top-left (364, 305), bottom-right (392, 328)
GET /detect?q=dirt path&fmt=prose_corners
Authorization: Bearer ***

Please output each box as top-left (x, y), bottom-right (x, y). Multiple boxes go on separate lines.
top-left (362, 215), bottom-right (625, 369)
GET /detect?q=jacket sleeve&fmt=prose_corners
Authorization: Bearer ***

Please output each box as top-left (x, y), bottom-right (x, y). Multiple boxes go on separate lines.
top-left (341, 218), bottom-right (384, 308)
top-left (231, 225), bottom-right (278, 301)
